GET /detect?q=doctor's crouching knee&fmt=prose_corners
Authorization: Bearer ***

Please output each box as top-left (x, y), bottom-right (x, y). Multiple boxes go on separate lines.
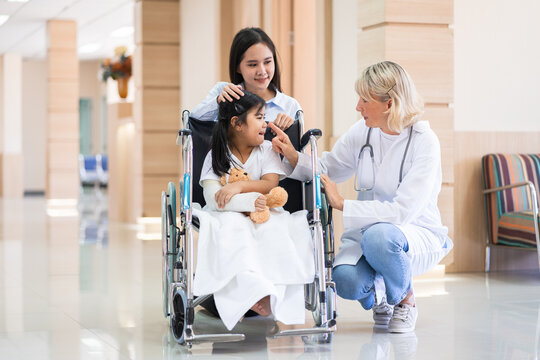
top-left (361, 223), bottom-right (409, 259)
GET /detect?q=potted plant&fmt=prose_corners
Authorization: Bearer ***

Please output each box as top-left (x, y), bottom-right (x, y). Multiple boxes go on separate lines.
top-left (101, 46), bottom-right (132, 99)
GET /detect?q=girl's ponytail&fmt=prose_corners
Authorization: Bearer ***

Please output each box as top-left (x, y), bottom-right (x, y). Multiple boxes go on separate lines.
top-left (211, 91), bottom-right (265, 177)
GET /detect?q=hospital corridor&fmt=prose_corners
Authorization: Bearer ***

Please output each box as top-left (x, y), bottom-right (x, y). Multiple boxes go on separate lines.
top-left (1, 0), bottom-right (540, 359)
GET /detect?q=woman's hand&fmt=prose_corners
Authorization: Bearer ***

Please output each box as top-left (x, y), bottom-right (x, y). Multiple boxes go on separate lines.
top-left (254, 195), bottom-right (267, 212)
top-left (321, 175), bottom-right (344, 211)
top-left (215, 182), bottom-right (243, 208)
top-left (273, 113), bottom-right (294, 131)
top-left (217, 83), bottom-right (244, 103)
top-left (268, 123), bottom-right (299, 167)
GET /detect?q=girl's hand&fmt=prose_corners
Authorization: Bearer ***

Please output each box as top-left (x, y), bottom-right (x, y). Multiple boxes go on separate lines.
top-left (215, 182), bottom-right (243, 208)
top-left (268, 123), bottom-right (299, 167)
top-left (217, 83), bottom-right (244, 103)
top-left (254, 195), bottom-right (267, 212)
top-left (273, 113), bottom-right (294, 131)
top-left (321, 175), bottom-right (344, 211)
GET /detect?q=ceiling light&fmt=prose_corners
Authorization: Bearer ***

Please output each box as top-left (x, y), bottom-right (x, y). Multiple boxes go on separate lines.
top-left (110, 26), bottom-right (134, 38)
top-left (0, 15), bottom-right (9, 27)
top-left (78, 43), bottom-right (101, 54)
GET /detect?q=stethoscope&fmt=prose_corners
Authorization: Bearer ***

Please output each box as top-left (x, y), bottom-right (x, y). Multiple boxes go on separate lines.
top-left (354, 126), bottom-right (414, 192)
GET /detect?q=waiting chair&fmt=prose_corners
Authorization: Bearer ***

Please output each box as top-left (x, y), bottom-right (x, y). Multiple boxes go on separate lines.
top-left (482, 154), bottom-right (540, 271)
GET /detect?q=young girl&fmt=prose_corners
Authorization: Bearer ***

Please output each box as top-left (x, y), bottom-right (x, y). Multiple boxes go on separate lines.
top-left (192, 92), bottom-right (314, 331)
top-left (191, 27), bottom-right (300, 131)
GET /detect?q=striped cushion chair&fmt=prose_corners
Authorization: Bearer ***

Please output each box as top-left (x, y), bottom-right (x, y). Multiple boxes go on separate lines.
top-left (482, 154), bottom-right (540, 270)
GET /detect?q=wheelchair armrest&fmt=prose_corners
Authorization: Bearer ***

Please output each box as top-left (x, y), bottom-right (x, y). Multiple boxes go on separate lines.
top-left (300, 129), bottom-right (322, 151)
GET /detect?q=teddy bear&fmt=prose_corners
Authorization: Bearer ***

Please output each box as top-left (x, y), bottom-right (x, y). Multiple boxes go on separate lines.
top-left (220, 167), bottom-right (288, 223)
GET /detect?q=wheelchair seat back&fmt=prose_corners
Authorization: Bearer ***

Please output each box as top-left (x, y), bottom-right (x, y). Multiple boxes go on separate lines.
top-left (187, 117), bottom-right (303, 213)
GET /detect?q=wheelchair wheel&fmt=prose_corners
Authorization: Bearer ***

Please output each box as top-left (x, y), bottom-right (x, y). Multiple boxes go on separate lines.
top-left (161, 191), bottom-right (171, 318)
top-left (162, 183), bottom-right (178, 318)
top-left (312, 281), bottom-right (337, 327)
top-left (171, 286), bottom-right (188, 345)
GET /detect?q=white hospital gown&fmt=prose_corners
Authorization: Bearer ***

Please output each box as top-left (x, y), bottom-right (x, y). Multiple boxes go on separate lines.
top-left (194, 141), bottom-right (315, 330)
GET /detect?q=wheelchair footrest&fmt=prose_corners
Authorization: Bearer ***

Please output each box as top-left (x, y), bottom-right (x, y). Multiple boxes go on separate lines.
top-left (186, 333), bottom-right (245, 344)
top-left (270, 324), bottom-right (336, 338)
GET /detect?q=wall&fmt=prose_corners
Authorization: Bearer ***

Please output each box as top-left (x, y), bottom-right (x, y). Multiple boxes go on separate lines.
top-left (180, 0), bottom-right (220, 112)
top-left (22, 60), bottom-right (47, 193)
top-left (332, 0), bottom-right (358, 137)
top-left (451, 0), bottom-right (540, 272)
top-left (454, 0), bottom-right (540, 132)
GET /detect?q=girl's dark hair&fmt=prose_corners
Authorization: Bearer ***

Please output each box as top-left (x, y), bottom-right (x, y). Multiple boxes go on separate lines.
top-left (211, 91), bottom-right (265, 177)
top-left (229, 27), bottom-right (281, 92)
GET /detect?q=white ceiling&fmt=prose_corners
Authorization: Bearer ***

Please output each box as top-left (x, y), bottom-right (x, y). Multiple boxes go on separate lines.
top-left (0, 0), bottom-right (135, 61)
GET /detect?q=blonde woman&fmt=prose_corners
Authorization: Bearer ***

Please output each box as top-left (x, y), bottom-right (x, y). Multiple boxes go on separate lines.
top-left (269, 61), bottom-right (453, 333)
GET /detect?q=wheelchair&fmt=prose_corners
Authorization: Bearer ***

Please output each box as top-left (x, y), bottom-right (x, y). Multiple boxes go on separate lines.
top-left (161, 110), bottom-right (337, 348)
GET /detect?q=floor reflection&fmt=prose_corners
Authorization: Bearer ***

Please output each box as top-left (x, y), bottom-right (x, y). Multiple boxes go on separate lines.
top-left (1, 195), bottom-right (540, 360)
top-left (79, 187), bottom-right (108, 247)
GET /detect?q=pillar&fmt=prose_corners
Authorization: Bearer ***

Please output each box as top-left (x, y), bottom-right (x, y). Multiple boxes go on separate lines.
top-left (134, 0), bottom-right (180, 217)
top-left (357, 0), bottom-right (455, 260)
top-left (0, 54), bottom-right (23, 197)
top-left (46, 20), bottom-right (79, 199)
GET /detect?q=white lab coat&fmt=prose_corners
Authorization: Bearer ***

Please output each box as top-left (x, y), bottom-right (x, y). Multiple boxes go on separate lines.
top-left (286, 119), bottom-right (453, 276)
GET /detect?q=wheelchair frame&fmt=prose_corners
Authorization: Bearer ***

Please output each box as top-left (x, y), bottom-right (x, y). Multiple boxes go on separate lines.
top-left (161, 110), bottom-right (337, 348)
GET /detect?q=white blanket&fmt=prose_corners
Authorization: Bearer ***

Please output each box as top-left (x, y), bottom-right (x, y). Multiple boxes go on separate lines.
top-left (192, 207), bottom-right (315, 330)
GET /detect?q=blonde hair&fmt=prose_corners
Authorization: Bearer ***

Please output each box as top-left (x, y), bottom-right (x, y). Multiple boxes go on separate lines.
top-left (355, 61), bottom-right (423, 133)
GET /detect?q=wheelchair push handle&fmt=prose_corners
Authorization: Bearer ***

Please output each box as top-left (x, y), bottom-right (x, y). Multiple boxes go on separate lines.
top-left (300, 129), bottom-right (322, 151)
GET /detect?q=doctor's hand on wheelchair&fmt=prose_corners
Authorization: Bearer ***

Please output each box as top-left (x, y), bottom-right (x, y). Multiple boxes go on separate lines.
top-left (321, 175), bottom-right (344, 211)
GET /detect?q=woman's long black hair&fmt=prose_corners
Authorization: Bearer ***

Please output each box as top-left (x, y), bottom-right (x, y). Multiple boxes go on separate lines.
top-left (229, 27), bottom-right (282, 92)
top-left (211, 91), bottom-right (265, 177)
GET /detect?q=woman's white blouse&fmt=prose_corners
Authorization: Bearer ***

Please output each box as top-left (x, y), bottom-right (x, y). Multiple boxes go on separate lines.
top-left (191, 82), bottom-right (302, 122)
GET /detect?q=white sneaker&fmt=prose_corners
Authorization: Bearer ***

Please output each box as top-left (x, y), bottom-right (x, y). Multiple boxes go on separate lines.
top-left (372, 296), bottom-right (394, 326)
top-left (388, 304), bottom-right (418, 333)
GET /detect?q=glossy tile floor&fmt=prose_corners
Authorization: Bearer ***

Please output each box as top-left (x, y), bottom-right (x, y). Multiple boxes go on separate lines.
top-left (1, 192), bottom-right (539, 360)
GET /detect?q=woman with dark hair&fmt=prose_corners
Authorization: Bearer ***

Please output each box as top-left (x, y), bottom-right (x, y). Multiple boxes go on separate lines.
top-left (191, 27), bottom-right (300, 130)
top-left (191, 91), bottom-right (314, 331)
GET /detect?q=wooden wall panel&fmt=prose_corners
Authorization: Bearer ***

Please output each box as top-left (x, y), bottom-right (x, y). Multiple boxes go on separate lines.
top-left (48, 142), bottom-right (78, 170)
top-left (358, 0), bottom-right (453, 28)
top-left (134, 0), bottom-right (180, 218)
top-left (135, 1), bottom-right (180, 44)
top-left (47, 21), bottom-right (77, 50)
top-left (270, 0), bottom-right (293, 95)
top-left (140, 88), bottom-right (181, 131)
top-left (47, 20), bottom-right (79, 199)
top-left (357, 27), bottom-right (386, 79)
top-left (142, 175), bottom-right (175, 217)
top-left (48, 50), bottom-right (78, 80)
top-left (424, 105), bottom-right (454, 183)
top-left (48, 81), bottom-right (79, 112)
top-left (137, 44), bottom-right (180, 88)
top-left (142, 132), bottom-right (180, 175)
top-left (47, 171), bottom-right (79, 198)
top-left (48, 113), bottom-right (79, 141)
top-left (385, 25), bottom-right (453, 104)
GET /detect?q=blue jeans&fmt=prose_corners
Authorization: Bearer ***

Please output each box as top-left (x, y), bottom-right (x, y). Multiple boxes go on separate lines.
top-left (332, 223), bottom-right (411, 310)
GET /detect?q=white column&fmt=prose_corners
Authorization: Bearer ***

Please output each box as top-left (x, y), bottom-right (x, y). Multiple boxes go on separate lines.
top-left (332, 0), bottom-right (358, 138)
top-left (0, 53), bottom-right (23, 197)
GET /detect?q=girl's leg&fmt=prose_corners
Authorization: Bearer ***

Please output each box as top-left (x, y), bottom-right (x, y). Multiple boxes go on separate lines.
top-left (333, 257), bottom-right (377, 310)
top-left (361, 223), bottom-right (412, 306)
